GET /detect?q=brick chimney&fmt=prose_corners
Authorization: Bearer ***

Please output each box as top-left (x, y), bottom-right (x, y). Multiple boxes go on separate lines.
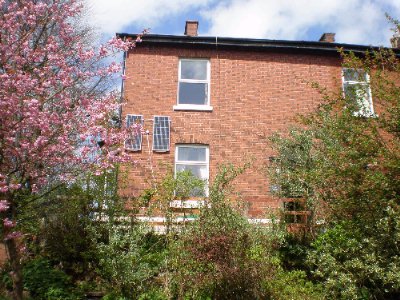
top-left (319, 33), bottom-right (335, 43)
top-left (184, 20), bottom-right (198, 37)
top-left (390, 34), bottom-right (400, 49)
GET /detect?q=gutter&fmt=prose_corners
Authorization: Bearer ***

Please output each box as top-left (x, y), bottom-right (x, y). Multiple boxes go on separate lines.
top-left (116, 33), bottom-right (400, 57)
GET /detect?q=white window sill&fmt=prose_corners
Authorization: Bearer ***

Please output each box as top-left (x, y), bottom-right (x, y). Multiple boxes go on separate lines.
top-left (173, 105), bottom-right (213, 111)
top-left (169, 200), bottom-right (205, 209)
top-left (352, 111), bottom-right (378, 118)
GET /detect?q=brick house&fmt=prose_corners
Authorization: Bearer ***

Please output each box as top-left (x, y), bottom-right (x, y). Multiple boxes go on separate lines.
top-left (117, 21), bottom-right (388, 222)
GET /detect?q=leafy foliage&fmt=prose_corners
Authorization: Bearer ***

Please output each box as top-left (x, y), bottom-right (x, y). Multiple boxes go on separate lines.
top-left (96, 224), bottom-right (167, 299)
top-left (22, 258), bottom-right (79, 300)
top-left (169, 164), bottom-right (321, 299)
top-left (269, 39), bottom-right (400, 299)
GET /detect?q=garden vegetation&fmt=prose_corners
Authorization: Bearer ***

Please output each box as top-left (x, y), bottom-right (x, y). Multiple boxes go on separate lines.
top-left (0, 0), bottom-right (399, 299)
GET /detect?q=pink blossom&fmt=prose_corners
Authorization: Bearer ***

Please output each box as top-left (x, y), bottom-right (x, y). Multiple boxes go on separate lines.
top-left (31, 184), bottom-right (39, 193)
top-left (3, 218), bottom-right (15, 228)
top-left (0, 200), bottom-right (9, 212)
top-left (5, 231), bottom-right (22, 240)
top-left (0, 0), bottom-right (145, 254)
top-left (9, 184), bottom-right (21, 191)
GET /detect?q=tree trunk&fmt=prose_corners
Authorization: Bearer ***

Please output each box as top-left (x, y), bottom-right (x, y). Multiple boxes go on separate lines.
top-left (5, 236), bottom-right (23, 300)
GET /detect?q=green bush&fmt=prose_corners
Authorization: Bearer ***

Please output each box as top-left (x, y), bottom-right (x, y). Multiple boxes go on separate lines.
top-left (23, 258), bottom-right (80, 299)
top-left (138, 288), bottom-right (168, 300)
top-left (268, 46), bottom-right (400, 299)
top-left (22, 170), bottom-right (122, 282)
top-left (169, 165), bottom-right (280, 299)
top-left (265, 269), bottom-right (324, 300)
top-left (309, 221), bottom-right (400, 300)
top-left (96, 223), bottom-right (167, 299)
top-left (166, 164), bottom-right (323, 300)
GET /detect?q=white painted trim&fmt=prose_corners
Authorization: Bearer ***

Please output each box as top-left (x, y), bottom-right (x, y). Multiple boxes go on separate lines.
top-left (136, 216), bottom-right (198, 223)
top-left (248, 218), bottom-right (275, 224)
top-left (173, 105), bottom-right (213, 111)
top-left (95, 214), bottom-right (275, 228)
top-left (169, 199), bottom-right (205, 209)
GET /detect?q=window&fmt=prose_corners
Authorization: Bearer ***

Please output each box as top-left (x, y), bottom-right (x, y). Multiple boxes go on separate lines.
top-left (125, 114), bottom-right (143, 151)
top-left (153, 116), bottom-right (170, 152)
top-left (175, 59), bottom-right (212, 111)
top-left (342, 68), bottom-right (374, 116)
top-left (175, 145), bottom-right (209, 196)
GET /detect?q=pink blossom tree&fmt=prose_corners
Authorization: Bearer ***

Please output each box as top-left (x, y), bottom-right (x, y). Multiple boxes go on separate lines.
top-left (0, 1), bottom-right (141, 298)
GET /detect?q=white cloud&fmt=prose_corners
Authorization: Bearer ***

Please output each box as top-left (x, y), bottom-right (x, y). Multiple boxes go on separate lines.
top-left (84, 0), bottom-right (213, 35)
top-left (84, 0), bottom-right (400, 46)
top-left (201, 0), bottom-right (400, 45)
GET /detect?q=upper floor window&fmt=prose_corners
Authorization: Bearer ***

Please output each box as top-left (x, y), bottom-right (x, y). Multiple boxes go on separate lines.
top-left (174, 59), bottom-right (212, 111)
top-left (342, 68), bottom-right (374, 117)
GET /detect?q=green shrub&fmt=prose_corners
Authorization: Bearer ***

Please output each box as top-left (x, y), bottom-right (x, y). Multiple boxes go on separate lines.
top-left (268, 47), bottom-right (400, 299)
top-left (23, 258), bottom-right (80, 299)
top-left (309, 220), bottom-right (400, 300)
top-left (96, 223), bottom-right (167, 299)
top-left (138, 288), bottom-right (168, 300)
top-left (169, 165), bottom-right (282, 299)
top-left (265, 269), bottom-right (324, 300)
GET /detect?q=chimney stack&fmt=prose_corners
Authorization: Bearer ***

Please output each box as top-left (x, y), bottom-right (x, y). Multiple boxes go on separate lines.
top-left (390, 34), bottom-right (400, 49)
top-left (184, 20), bottom-right (198, 37)
top-left (319, 33), bottom-right (336, 43)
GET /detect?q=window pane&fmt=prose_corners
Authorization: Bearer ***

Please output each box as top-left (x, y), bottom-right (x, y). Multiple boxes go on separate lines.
top-left (344, 83), bottom-right (371, 115)
top-left (181, 60), bottom-right (207, 80)
top-left (343, 69), bottom-right (367, 82)
top-left (179, 82), bottom-right (207, 105)
top-left (343, 82), bottom-right (358, 99)
top-left (177, 147), bottom-right (206, 162)
top-left (176, 165), bottom-right (207, 197)
top-left (344, 83), bottom-right (369, 100)
top-left (176, 164), bottom-right (207, 180)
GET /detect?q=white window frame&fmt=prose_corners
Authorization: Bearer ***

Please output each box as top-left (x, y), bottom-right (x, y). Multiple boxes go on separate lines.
top-left (342, 68), bottom-right (374, 117)
top-left (174, 58), bottom-right (213, 111)
top-left (175, 144), bottom-right (209, 197)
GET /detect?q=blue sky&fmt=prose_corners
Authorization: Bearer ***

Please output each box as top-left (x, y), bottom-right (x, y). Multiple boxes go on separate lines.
top-left (85, 0), bottom-right (400, 46)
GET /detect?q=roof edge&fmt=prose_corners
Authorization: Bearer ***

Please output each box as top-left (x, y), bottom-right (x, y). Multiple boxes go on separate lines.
top-left (117, 33), bottom-right (400, 56)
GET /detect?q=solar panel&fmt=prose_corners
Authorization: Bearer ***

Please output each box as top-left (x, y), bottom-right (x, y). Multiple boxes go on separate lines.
top-left (125, 114), bottom-right (143, 151)
top-left (153, 116), bottom-right (170, 152)
top-left (80, 134), bottom-right (102, 163)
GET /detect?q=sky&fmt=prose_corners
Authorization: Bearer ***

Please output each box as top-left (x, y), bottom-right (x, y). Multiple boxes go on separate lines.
top-left (85, 0), bottom-right (400, 47)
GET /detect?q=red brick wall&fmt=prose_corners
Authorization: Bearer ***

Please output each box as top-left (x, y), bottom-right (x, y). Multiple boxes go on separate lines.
top-left (121, 45), bottom-right (342, 217)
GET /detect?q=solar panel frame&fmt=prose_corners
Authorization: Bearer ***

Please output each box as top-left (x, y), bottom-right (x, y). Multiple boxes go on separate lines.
top-left (125, 114), bottom-right (143, 151)
top-left (152, 116), bottom-right (170, 152)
